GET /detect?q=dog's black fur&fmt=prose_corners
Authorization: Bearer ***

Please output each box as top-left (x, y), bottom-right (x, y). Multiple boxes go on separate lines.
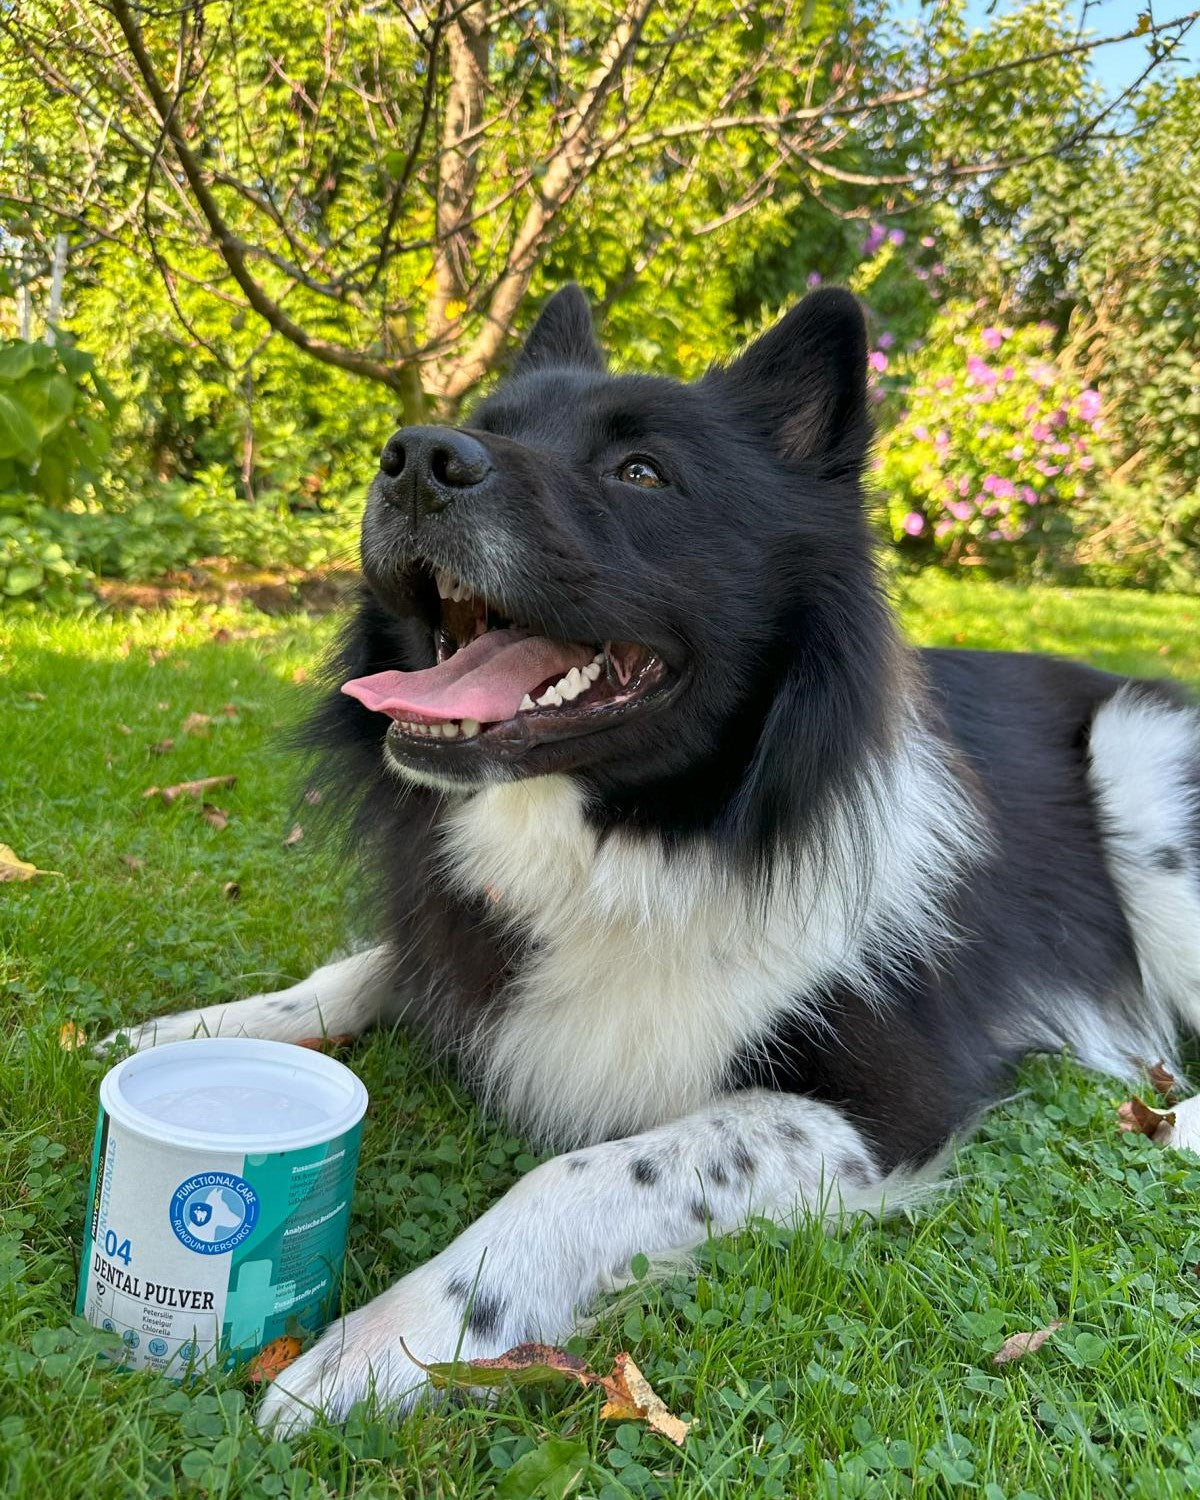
top-left (306, 283), bottom-right (1199, 1174)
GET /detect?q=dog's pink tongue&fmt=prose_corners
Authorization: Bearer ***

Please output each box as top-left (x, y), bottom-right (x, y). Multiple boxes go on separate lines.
top-left (341, 628), bottom-right (591, 724)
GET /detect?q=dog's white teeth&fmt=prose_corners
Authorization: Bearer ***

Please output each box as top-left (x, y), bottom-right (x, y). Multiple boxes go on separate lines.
top-left (435, 568), bottom-right (473, 604)
top-left (460, 718), bottom-right (480, 738)
top-left (583, 659), bottom-right (602, 682)
top-left (558, 668), bottom-right (585, 702)
top-left (441, 721), bottom-right (459, 739)
top-left (536, 685), bottom-right (562, 707)
top-left (519, 694), bottom-right (536, 712)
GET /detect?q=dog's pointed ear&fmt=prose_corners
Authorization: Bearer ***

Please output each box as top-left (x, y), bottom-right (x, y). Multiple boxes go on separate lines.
top-left (512, 284), bottom-right (605, 376)
top-left (714, 288), bottom-right (869, 473)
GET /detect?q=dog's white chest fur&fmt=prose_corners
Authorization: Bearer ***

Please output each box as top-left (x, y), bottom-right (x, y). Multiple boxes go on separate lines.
top-left (438, 778), bottom-right (813, 1144)
top-left (438, 765), bottom-right (974, 1147)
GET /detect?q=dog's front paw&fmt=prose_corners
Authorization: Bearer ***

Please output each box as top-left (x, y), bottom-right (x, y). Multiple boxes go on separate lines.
top-left (256, 1268), bottom-right (489, 1435)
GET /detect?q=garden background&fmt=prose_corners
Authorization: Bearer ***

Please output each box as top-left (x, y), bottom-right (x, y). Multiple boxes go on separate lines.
top-left (0, 0), bottom-right (1197, 605)
top-left (5, 3), bottom-right (1200, 1498)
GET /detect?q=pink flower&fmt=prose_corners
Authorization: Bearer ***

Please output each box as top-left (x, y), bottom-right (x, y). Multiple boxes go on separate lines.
top-left (1008, 445), bottom-right (1026, 461)
top-left (981, 502), bottom-right (1000, 517)
top-left (957, 476), bottom-right (970, 496)
top-left (931, 262), bottom-right (945, 277)
top-left (949, 500), bottom-right (973, 521)
top-left (966, 354), bottom-right (996, 386)
top-left (981, 327), bottom-right (1004, 351)
top-left (1031, 422), bottom-right (1052, 443)
top-left (806, 271), bottom-right (822, 288)
top-left (863, 223), bottom-right (887, 256)
top-left (888, 228), bottom-right (906, 247)
top-left (868, 350), bottom-right (889, 373)
top-left (1077, 388), bottom-right (1102, 421)
top-left (1078, 455), bottom-right (1094, 470)
top-left (935, 520), bottom-right (953, 538)
top-left (877, 331), bottom-right (895, 350)
top-left (935, 429), bottom-right (951, 451)
top-left (920, 235), bottom-right (936, 248)
top-left (1019, 485), bottom-right (1037, 504)
top-left (936, 376), bottom-right (954, 392)
top-left (901, 512), bottom-right (925, 536)
top-left (1001, 366), bottom-right (1015, 381)
top-left (913, 424), bottom-right (930, 442)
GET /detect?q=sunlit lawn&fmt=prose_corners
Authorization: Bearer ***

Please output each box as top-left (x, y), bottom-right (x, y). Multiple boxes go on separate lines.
top-left (3, 575), bottom-right (1200, 1499)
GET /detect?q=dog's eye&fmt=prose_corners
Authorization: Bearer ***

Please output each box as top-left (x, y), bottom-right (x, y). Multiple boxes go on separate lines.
top-left (617, 458), bottom-right (666, 488)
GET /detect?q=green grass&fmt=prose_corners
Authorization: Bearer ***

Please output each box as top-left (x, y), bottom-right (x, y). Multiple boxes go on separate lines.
top-left (4, 575), bottom-right (1200, 1500)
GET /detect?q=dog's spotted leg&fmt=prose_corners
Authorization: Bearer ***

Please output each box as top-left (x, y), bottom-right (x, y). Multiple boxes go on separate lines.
top-left (96, 945), bottom-right (394, 1053)
top-left (257, 1088), bottom-right (882, 1434)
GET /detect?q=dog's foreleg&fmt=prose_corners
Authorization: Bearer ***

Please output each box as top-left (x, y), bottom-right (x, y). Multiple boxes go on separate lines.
top-left (97, 945), bottom-right (395, 1053)
top-left (257, 1088), bottom-right (881, 1434)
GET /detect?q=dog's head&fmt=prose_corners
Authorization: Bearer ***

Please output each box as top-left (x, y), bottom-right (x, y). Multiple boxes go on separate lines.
top-left (337, 284), bottom-right (893, 830)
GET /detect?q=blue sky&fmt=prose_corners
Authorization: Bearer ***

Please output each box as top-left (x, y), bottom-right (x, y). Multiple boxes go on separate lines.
top-left (891, 1), bottom-right (1187, 97)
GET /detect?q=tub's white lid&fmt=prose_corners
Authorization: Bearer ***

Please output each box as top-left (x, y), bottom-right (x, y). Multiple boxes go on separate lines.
top-left (100, 1037), bottom-right (369, 1153)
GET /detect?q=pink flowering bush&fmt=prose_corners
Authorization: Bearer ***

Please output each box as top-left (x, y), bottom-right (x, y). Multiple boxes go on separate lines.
top-left (875, 305), bottom-right (1107, 579)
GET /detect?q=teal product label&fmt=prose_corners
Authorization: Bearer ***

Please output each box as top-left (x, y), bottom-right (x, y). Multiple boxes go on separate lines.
top-left (76, 1104), bottom-right (363, 1375)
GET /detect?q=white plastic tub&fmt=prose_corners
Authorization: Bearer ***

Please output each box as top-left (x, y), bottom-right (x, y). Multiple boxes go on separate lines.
top-left (76, 1037), bottom-right (368, 1375)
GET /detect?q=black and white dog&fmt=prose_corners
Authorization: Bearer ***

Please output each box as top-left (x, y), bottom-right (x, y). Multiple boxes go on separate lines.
top-left (110, 286), bottom-right (1200, 1433)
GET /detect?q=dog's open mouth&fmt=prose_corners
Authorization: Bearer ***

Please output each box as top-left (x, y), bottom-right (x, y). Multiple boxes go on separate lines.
top-left (341, 564), bottom-right (671, 750)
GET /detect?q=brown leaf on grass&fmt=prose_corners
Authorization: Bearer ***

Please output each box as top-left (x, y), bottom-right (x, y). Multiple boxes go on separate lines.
top-left (221, 703), bottom-right (238, 718)
top-left (0, 844), bottom-right (63, 882)
top-left (993, 1321), bottom-right (1063, 1365)
top-left (116, 723), bottom-right (132, 736)
top-left (1149, 1060), bottom-right (1179, 1103)
top-left (409, 1341), bottom-right (689, 1444)
top-left (598, 1352), bottom-right (690, 1445)
top-left (181, 712), bottom-right (212, 736)
top-left (283, 824), bottom-right (304, 846)
top-left (143, 775), bottom-right (236, 805)
top-left (247, 1335), bottom-right (303, 1383)
top-left (212, 627), bottom-right (233, 644)
top-left (223, 881), bottom-right (240, 900)
top-left (151, 738), bottom-right (175, 755)
top-left (303, 788), bottom-right (322, 805)
top-left (291, 666), bottom-right (309, 684)
top-left (293, 1033), bottom-right (356, 1053)
top-left (411, 1340), bottom-right (594, 1390)
top-left (59, 1021), bottom-right (87, 1051)
top-left (120, 855), bottom-right (146, 872)
top-left (201, 803), bottom-right (230, 831)
top-left (25, 691), bottom-right (46, 701)
top-left (1117, 1095), bottom-right (1176, 1139)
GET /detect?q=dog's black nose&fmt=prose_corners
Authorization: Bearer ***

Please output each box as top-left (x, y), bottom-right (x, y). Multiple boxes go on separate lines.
top-left (378, 426), bottom-right (493, 516)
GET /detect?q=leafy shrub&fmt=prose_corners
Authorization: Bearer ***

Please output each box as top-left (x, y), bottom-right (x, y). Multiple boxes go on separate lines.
top-left (875, 306), bottom-right (1106, 579)
top-left (0, 339), bottom-right (115, 602)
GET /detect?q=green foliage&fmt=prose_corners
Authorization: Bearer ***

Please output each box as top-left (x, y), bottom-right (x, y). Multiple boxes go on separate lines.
top-left (876, 305), bottom-right (1105, 578)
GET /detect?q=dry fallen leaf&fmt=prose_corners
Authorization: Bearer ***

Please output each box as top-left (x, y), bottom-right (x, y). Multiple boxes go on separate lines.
top-left (120, 854), bottom-right (146, 872)
top-left (993, 1321), bottom-right (1063, 1365)
top-left (599, 1352), bottom-right (690, 1445)
top-left (283, 824), bottom-right (304, 846)
top-left (1149, 1060), bottom-right (1179, 1103)
top-left (291, 666), bottom-right (309, 684)
top-left (247, 1335), bottom-right (303, 1383)
top-left (0, 844), bottom-right (63, 882)
top-left (412, 1341), bottom-right (594, 1390)
top-left (151, 737), bottom-right (175, 755)
top-left (143, 775), bottom-right (236, 805)
top-left (59, 1021), bottom-right (87, 1051)
top-left (223, 881), bottom-right (241, 900)
top-left (25, 691), bottom-right (46, 701)
top-left (181, 712), bottom-right (212, 736)
top-left (409, 1341), bottom-right (689, 1444)
top-left (1117, 1095), bottom-right (1176, 1140)
top-left (293, 1033), bottom-right (356, 1053)
top-left (116, 722), bottom-right (132, 736)
top-left (303, 788), bottom-right (322, 805)
top-left (221, 703), bottom-right (238, 717)
top-left (201, 803), bottom-right (230, 831)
